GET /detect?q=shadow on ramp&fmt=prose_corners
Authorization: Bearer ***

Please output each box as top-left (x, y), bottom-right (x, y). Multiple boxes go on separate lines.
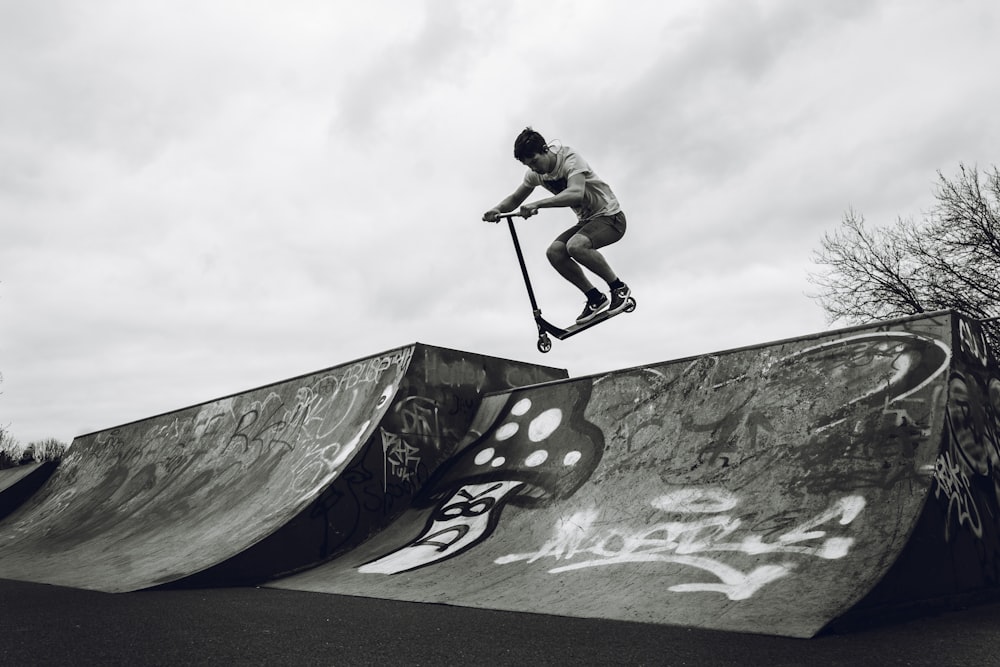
top-left (0, 462), bottom-right (58, 521)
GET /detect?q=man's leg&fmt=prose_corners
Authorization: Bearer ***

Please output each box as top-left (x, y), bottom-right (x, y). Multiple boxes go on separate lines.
top-left (566, 212), bottom-right (627, 285)
top-left (565, 235), bottom-right (618, 284)
top-left (548, 232), bottom-right (609, 324)
top-left (546, 240), bottom-right (597, 293)
top-left (570, 213), bottom-right (631, 314)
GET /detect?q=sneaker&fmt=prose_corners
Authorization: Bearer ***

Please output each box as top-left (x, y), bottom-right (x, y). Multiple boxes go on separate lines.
top-left (608, 283), bottom-right (631, 314)
top-left (576, 293), bottom-right (609, 324)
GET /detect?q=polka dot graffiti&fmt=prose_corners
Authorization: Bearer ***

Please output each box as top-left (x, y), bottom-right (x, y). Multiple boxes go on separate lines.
top-left (358, 383), bottom-right (605, 575)
top-left (474, 405), bottom-right (583, 471)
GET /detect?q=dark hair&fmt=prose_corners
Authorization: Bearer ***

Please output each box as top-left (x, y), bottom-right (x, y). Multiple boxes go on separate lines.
top-left (513, 127), bottom-right (548, 161)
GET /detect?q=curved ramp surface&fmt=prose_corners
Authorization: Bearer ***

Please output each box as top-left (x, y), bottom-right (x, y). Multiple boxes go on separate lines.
top-left (0, 462), bottom-right (57, 521)
top-left (274, 312), bottom-right (1000, 638)
top-left (0, 344), bottom-right (564, 592)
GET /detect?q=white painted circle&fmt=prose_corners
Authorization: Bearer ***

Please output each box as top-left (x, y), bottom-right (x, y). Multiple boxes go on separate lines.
top-left (495, 422), bottom-right (519, 441)
top-left (474, 448), bottom-right (495, 465)
top-left (528, 408), bottom-right (562, 442)
top-left (652, 488), bottom-right (739, 514)
top-left (525, 450), bottom-right (548, 467)
top-left (563, 451), bottom-right (582, 466)
top-left (511, 398), bottom-right (532, 416)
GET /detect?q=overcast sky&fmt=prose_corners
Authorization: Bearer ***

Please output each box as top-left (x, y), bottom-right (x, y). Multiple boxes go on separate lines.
top-left (2, 0), bottom-right (999, 445)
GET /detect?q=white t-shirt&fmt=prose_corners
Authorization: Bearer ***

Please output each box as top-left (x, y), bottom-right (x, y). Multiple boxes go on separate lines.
top-left (522, 145), bottom-right (621, 221)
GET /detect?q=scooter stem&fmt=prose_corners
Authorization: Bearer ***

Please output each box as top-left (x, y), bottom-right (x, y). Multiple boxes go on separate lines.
top-left (505, 218), bottom-right (541, 313)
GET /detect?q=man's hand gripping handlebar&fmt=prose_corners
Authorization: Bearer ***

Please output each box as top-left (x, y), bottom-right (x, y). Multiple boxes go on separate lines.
top-left (482, 208), bottom-right (538, 224)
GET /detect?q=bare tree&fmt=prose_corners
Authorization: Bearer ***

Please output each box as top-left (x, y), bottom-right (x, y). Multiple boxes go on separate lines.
top-left (21, 439), bottom-right (68, 464)
top-left (0, 426), bottom-right (22, 470)
top-left (0, 373), bottom-right (68, 468)
top-left (0, 372), bottom-right (18, 468)
top-left (810, 164), bottom-right (1000, 348)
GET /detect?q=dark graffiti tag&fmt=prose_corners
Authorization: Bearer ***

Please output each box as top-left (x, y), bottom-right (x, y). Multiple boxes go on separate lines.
top-left (381, 429), bottom-right (422, 486)
top-left (933, 316), bottom-right (1000, 546)
top-left (933, 449), bottom-right (982, 540)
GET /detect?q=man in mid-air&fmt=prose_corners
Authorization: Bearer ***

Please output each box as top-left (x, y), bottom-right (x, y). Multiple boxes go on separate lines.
top-left (483, 127), bottom-right (631, 324)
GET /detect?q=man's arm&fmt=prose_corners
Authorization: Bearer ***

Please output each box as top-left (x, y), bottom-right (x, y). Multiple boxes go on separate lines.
top-left (483, 182), bottom-right (534, 221)
top-left (519, 172), bottom-right (585, 217)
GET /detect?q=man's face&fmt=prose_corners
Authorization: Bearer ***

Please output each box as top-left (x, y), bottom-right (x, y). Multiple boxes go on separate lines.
top-left (519, 150), bottom-right (552, 174)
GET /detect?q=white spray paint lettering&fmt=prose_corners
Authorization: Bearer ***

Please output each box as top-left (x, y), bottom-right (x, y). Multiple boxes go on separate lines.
top-left (495, 488), bottom-right (866, 600)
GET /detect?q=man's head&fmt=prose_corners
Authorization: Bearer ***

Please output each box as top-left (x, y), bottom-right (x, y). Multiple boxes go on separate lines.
top-left (514, 127), bottom-right (554, 174)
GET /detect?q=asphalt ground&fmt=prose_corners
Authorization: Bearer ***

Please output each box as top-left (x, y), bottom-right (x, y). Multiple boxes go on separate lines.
top-left (1, 578), bottom-right (997, 666)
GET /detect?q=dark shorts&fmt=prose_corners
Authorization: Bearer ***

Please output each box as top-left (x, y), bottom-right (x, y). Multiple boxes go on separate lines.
top-left (554, 211), bottom-right (627, 249)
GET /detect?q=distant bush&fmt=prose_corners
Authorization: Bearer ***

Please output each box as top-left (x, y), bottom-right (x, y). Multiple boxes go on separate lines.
top-left (0, 425), bottom-right (20, 469)
top-left (0, 429), bottom-right (68, 470)
top-left (20, 439), bottom-right (68, 464)
top-left (0, 372), bottom-right (67, 468)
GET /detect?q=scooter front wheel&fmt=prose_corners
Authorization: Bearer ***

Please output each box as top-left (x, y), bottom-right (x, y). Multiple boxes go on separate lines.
top-left (537, 335), bottom-right (552, 353)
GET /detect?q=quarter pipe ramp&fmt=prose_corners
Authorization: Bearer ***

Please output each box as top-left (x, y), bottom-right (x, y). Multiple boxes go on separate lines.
top-left (0, 344), bottom-right (564, 592)
top-left (272, 311), bottom-right (1000, 637)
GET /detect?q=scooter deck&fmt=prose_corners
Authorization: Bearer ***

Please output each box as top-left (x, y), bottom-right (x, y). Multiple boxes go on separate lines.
top-left (533, 296), bottom-right (636, 352)
top-left (540, 305), bottom-right (626, 340)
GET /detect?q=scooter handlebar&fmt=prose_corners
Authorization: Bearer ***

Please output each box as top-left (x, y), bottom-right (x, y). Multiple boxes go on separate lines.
top-left (484, 211), bottom-right (525, 224)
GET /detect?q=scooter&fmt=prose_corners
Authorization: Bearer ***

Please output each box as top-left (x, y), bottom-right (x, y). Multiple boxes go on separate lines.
top-left (495, 211), bottom-right (636, 353)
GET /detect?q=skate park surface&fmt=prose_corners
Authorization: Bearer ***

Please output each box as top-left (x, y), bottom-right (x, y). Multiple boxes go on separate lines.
top-left (3, 576), bottom-right (1000, 666)
top-left (3, 311), bottom-right (1000, 661)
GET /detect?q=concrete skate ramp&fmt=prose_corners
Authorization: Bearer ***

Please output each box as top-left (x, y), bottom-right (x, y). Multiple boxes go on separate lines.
top-left (0, 344), bottom-right (565, 592)
top-left (273, 312), bottom-right (1000, 637)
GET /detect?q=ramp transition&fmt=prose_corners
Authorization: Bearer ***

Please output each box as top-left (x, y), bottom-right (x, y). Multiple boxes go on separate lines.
top-left (0, 344), bottom-right (564, 592)
top-left (271, 311), bottom-right (1000, 638)
top-left (0, 462), bottom-right (57, 522)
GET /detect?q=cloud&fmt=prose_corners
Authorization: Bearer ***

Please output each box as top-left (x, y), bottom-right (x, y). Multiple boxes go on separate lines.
top-left (330, 2), bottom-right (490, 138)
top-left (3, 0), bottom-right (1000, 444)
